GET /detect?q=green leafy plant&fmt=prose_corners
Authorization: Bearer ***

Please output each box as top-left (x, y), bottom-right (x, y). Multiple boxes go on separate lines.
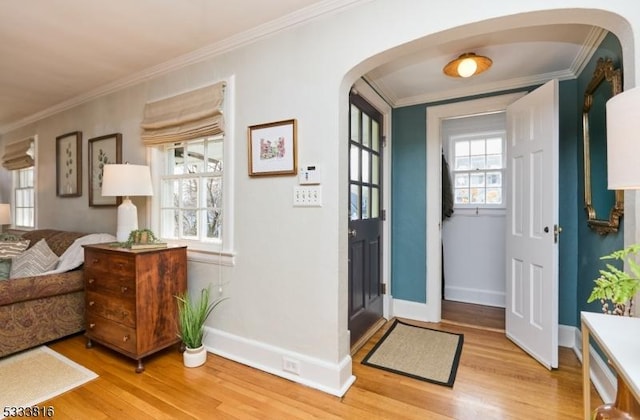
top-left (588, 244), bottom-right (640, 316)
top-left (175, 287), bottom-right (227, 349)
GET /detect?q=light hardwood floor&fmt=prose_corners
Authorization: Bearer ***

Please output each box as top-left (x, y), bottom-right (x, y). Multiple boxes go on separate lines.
top-left (45, 318), bottom-right (602, 419)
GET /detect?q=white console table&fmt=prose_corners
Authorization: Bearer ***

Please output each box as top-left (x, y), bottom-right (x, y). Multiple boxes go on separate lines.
top-left (581, 311), bottom-right (640, 419)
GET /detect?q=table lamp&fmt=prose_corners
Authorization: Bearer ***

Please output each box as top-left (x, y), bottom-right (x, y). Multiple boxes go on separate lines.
top-left (0, 204), bottom-right (10, 232)
top-left (101, 164), bottom-right (153, 242)
top-left (607, 86), bottom-right (640, 189)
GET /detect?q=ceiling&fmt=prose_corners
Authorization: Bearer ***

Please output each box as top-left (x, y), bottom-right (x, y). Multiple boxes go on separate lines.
top-left (0, 1), bottom-right (604, 134)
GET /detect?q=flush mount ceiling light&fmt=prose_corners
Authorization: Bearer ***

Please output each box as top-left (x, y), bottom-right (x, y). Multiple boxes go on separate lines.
top-left (443, 52), bottom-right (492, 78)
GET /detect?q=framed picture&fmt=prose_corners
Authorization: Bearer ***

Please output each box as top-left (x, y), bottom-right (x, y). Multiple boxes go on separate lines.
top-left (56, 131), bottom-right (82, 197)
top-left (248, 119), bottom-right (297, 176)
top-left (88, 133), bottom-right (123, 207)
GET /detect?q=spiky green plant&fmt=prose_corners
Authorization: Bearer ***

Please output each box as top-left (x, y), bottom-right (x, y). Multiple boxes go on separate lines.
top-left (588, 243), bottom-right (640, 316)
top-left (175, 287), bottom-right (227, 349)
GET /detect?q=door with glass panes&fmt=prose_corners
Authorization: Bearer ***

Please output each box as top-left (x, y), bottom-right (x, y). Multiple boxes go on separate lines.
top-left (348, 92), bottom-right (383, 346)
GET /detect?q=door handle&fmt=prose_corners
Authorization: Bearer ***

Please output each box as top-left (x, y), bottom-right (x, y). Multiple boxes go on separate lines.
top-left (554, 224), bottom-right (562, 243)
top-left (348, 228), bottom-right (357, 239)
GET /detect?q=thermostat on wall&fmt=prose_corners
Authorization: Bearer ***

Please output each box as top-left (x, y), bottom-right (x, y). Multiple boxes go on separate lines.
top-left (299, 165), bottom-right (321, 185)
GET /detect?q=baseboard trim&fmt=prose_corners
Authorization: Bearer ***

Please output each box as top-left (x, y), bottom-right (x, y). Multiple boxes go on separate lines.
top-left (203, 326), bottom-right (356, 397)
top-left (444, 286), bottom-right (505, 307)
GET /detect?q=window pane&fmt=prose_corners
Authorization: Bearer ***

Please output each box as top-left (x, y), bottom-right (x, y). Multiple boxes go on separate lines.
top-left (371, 187), bottom-right (379, 218)
top-left (205, 177), bottom-right (222, 208)
top-left (470, 139), bottom-right (485, 155)
top-left (350, 185), bottom-right (360, 220)
top-left (168, 146), bottom-right (185, 175)
top-left (207, 209), bottom-right (221, 239)
top-left (371, 154), bottom-right (379, 185)
top-left (470, 155), bottom-right (485, 170)
top-left (470, 188), bottom-right (485, 204)
top-left (455, 141), bottom-right (469, 157)
top-left (486, 172), bottom-right (502, 187)
top-left (362, 113), bottom-right (371, 148)
top-left (486, 188), bottom-right (502, 204)
top-left (362, 187), bottom-right (370, 219)
top-left (371, 121), bottom-right (379, 152)
top-left (181, 179), bottom-right (198, 207)
top-left (455, 156), bottom-right (470, 170)
top-left (486, 138), bottom-right (502, 154)
top-left (454, 173), bottom-right (469, 187)
top-left (186, 141), bottom-right (205, 173)
top-left (486, 154), bottom-right (502, 169)
top-left (470, 173), bottom-right (485, 187)
top-left (161, 180), bottom-right (180, 207)
top-left (182, 210), bottom-right (198, 237)
top-left (361, 150), bottom-right (370, 183)
top-left (350, 105), bottom-right (360, 142)
top-left (350, 145), bottom-right (359, 181)
top-left (161, 209), bottom-right (179, 238)
top-left (455, 188), bottom-right (469, 204)
top-left (206, 139), bottom-right (223, 172)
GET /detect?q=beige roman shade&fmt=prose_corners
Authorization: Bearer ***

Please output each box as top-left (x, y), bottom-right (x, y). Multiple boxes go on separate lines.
top-left (141, 81), bottom-right (225, 146)
top-left (2, 137), bottom-right (34, 170)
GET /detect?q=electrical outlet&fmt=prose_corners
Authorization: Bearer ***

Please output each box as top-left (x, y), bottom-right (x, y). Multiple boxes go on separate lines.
top-left (282, 356), bottom-right (300, 375)
top-left (293, 186), bottom-right (322, 207)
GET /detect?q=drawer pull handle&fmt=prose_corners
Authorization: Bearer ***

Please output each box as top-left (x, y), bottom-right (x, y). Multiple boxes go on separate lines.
top-left (89, 323), bottom-right (95, 329)
top-left (92, 258), bottom-right (99, 264)
top-left (88, 278), bottom-right (95, 284)
top-left (121, 286), bottom-right (128, 293)
top-left (123, 335), bottom-right (130, 342)
top-left (88, 301), bottom-right (95, 306)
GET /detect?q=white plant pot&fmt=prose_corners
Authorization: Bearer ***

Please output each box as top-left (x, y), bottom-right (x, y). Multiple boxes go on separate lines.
top-left (183, 345), bottom-right (207, 368)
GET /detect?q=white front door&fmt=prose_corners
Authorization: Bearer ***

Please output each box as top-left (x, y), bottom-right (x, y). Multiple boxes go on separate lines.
top-left (505, 79), bottom-right (559, 369)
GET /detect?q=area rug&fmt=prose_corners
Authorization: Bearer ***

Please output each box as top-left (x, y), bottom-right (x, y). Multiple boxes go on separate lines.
top-left (362, 319), bottom-right (464, 387)
top-left (0, 346), bottom-right (97, 413)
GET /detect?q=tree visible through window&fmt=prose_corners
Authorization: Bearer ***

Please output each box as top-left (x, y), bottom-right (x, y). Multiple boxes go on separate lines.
top-left (160, 136), bottom-right (223, 243)
top-left (452, 135), bottom-right (504, 206)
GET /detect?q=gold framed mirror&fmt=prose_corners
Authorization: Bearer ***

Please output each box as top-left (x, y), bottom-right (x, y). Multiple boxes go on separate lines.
top-left (583, 57), bottom-right (624, 234)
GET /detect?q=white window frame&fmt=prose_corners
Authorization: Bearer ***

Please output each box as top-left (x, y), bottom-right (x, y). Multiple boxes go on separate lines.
top-left (448, 130), bottom-right (506, 210)
top-left (149, 76), bottom-right (235, 266)
top-left (13, 166), bottom-right (35, 229)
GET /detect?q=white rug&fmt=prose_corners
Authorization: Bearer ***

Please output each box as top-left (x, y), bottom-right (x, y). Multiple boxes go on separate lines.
top-left (0, 346), bottom-right (97, 416)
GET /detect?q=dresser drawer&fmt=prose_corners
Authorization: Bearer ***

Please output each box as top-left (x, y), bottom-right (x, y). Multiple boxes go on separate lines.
top-left (86, 314), bottom-right (137, 354)
top-left (86, 291), bottom-right (135, 327)
top-left (84, 249), bottom-right (135, 277)
top-left (85, 271), bottom-right (136, 298)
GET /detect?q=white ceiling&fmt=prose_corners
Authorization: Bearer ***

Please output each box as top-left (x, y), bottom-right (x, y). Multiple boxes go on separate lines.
top-left (0, 1), bottom-right (603, 134)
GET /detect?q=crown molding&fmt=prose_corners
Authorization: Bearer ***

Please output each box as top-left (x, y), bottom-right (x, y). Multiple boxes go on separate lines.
top-left (0, 0), bottom-right (367, 134)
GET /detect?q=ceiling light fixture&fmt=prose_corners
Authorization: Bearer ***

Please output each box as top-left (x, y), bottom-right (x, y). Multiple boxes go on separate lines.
top-left (443, 52), bottom-right (492, 78)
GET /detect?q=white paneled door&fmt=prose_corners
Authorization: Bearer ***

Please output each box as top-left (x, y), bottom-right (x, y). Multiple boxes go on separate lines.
top-left (505, 79), bottom-right (559, 369)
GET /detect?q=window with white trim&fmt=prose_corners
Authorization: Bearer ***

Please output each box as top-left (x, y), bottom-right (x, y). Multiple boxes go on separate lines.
top-left (14, 167), bottom-right (35, 228)
top-left (451, 133), bottom-right (505, 207)
top-left (159, 136), bottom-right (223, 244)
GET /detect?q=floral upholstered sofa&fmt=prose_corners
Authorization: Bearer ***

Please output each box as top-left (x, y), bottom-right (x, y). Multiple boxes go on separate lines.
top-left (0, 229), bottom-right (115, 357)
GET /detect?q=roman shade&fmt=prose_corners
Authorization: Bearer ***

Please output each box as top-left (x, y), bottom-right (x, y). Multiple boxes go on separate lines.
top-left (2, 137), bottom-right (34, 170)
top-left (141, 81), bottom-right (225, 146)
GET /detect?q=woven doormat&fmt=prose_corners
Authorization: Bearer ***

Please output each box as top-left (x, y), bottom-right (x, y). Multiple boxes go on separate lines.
top-left (362, 319), bottom-right (463, 387)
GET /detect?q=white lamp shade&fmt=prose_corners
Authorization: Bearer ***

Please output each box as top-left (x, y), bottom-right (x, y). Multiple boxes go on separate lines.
top-left (0, 204), bottom-right (10, 225)
top-left (101, 164), bottom-right (153, 197)
top-left (607, 86), bottom-right (640, 189)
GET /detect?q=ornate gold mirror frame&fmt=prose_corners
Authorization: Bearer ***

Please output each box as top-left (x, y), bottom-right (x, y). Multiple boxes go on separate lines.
top-left (583, 57), bottom-right (624, 234)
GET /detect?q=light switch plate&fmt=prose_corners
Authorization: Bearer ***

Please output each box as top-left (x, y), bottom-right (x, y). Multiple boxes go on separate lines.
top-left (293, 186), bottom-right (322, 207)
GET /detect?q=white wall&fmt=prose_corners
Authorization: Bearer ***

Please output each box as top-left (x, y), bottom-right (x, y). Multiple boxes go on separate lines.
top-left (0, 0), bottom-right (638, 396)
top-left (443, 210), bottom-right (506, 307)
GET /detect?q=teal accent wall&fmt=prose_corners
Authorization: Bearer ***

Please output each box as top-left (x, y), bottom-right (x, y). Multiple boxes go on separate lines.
top-left (391, 105), bottom-right (426, 302)
top-left (390, 32), bottom-right (624, 326)
top-left (576, 33), bottom-right (624, 323)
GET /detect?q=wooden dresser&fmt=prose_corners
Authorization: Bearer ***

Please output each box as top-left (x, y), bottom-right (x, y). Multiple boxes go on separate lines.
top-left (83, 243), bottom-right (187, 372)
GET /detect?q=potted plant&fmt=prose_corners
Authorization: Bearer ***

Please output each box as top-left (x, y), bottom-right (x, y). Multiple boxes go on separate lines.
top-left (588, 243), bottom-right (640, 316)
top-left (175, 287), bottom-right (226, 368)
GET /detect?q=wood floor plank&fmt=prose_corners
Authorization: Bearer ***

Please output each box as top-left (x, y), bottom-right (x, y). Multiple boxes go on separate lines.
top-left (43, 314), bottom-right (602, 419)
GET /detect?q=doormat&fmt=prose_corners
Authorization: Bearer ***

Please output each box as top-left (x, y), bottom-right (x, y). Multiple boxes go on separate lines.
top-left (0, 346), bottom-right (97, 416)
top-left (361, 319), bottom-right (464, 387)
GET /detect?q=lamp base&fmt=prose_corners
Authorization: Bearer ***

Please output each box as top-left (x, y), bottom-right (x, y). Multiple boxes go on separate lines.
top-left (116, 198), bottom-right (138, 242)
